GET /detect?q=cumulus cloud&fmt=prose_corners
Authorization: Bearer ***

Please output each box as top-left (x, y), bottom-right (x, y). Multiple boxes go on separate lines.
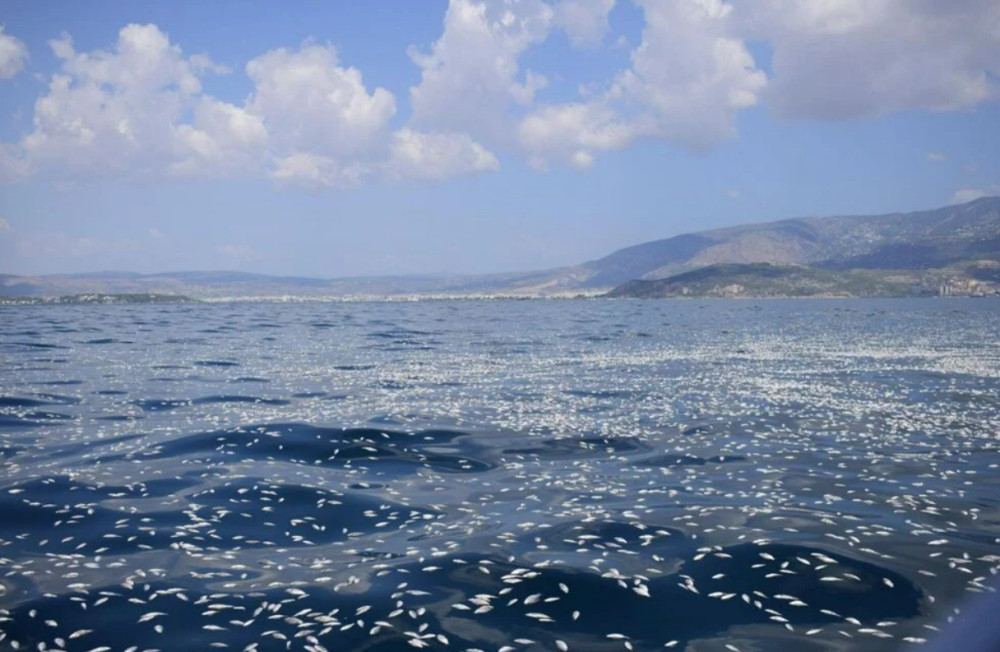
top-left (742, 0), bottom-right (1000, 119)
top-left (269, 152), bottom-right (368, 190)
top-left (926, 152), bottom-right (947, 162)
top-left (0, 26), bottom-right (28, 79)
top-left (387, 128), bottom-right (499, 181)
top-left (520, 0), bottom-right (766, 167)
top-left (4, 26), bottom-right (489, 188)
top-left (409, 0), bottom-right (553, 142)
top-left (518, 102), bottom-right (633, 168)
top-left (3, 1), bottom-right (1000, 186)
top-left (171, 97), bottom-right (268, 177)
top-left (22, 24), bottom-right (225, 176)
top-left (612, 0), bottom-right (766, 147)
top-left (0, 216), bottom-right (11, 232)
top-left (246, 44), bottom-right (396, 158)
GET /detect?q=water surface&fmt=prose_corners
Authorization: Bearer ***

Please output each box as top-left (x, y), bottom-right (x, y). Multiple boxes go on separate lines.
top-left (1, 298), bottom-right (999, 651)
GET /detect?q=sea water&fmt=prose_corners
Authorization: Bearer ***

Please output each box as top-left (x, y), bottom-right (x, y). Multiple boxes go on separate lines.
top-left (1, 298), bottom-right (999, 651)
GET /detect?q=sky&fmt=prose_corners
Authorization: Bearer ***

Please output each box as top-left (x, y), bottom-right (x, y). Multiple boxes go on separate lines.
top-left (0, 0), bottom-right (999, 278)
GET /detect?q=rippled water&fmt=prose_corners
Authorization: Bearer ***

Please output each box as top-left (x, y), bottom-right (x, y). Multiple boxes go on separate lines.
top-left (1, 298), bottom-right (999, 652)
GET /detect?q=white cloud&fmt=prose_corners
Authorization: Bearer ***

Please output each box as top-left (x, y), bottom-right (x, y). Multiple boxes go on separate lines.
top-left (4, 2), bottom-right (999, 187)
top-left (0, 26), bottom-right (28, 79)
top-left (519, 0), bottom-right (766, 167)
top-left (6, 28), bottom-right (424, 189)
top-left (148, 228), bottom-right (163, 238)
top-left (612, 0), bottom-right (766, 148)
top-left (387, 128), bottom-right (499, 181)
top-left (269, 152), bottom-right (368, 190)
top-left (246, 43), bottom-right (396, 157)
top-left (22, 24), bottom-right (220, 176)
top-left (171, 97), bottom-right (268, 177)
top-left (553, 0), bottom-right (616, 47)
top-left (518, 102), bottom-right (633, 168)
top-left (926, 151), bottom-right (947, 162)
top-left (243, 43), bottom-right (396, 188)
top-left (409, 0), bottom-right (553, 142)
top-left (0, 217), bottom-right (10, 232)
top-left (742, 0), bottom-right (1000, 119)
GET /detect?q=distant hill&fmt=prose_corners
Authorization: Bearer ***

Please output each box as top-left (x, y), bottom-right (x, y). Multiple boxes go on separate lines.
top-left (603, 263), bottom-right (1000, 299)
top-left (511, 196), bottom-right (1000, 293)
top-left (2, 197), bottom-right (998, 299)
top-left (0, 269), bottom-right (545, 299)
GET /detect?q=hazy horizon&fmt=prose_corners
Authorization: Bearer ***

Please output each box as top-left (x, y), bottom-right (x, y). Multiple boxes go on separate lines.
top-left (1, 1), bottom-right (999, 278)
top-left (3, 194), bottom-right (998, 281)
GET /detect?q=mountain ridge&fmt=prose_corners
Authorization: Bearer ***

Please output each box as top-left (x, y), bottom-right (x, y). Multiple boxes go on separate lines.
top-left (3, 196), bottom-right (998, 298)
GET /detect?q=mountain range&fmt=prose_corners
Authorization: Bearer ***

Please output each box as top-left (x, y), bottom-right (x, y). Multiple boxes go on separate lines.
top-left (3, 196), bottom-right (999, 299)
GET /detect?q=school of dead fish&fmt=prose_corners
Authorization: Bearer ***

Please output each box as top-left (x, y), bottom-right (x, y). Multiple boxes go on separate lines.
top-left (0, 301), bottom-right (998, 651)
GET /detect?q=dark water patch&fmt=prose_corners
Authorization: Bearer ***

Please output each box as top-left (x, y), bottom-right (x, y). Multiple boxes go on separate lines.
top-left (367, 328), bottom-right (435, 339)
top-left (565, 388), bottom-right (642, 399)
top-left (132, 398), bottom-right (192, 411)
top-left (248, 321), bottom-right (282, 329)
top-left (0, 396), bottom-right (53, 408)
top-left (0, 444), bottom-right (24, 457)
top-left (82, 337), bottom-right (133, 344)
top-left (634, 453), bottom-right (748, 467)
top-left (177, 477), bottom-right (438, 547)
top-left (504, 435), bottom-right (646, 458)
top-left (193, 359), bottom-right (240, 367)
top-left (0, 414), bottom-right (45, 428)
top-left (229, 376), bottom-right (271, 384)
top-left (680, 543), bottom-right (925, 626)
top-left (190, 395), bottom-right (291, 406)
top-left (95, 414), bottom-right (142, 422)
top-left (0, 476), bottom-right (183, 556)
top-left (34, 392), bottom-right (82, 404)
top-left (0, 393), bottom-right (79, 408)
top-left (431, 547), bottom-right (923, 650)
top-left (371, 379), bottom-right (409, 390)
top-left (334, 364), bottom-right (376, 371)
top-left (292, 391), bottom-right (329, 398)
top-left (5, 341), bottom-right (68, 349)
top-left (104, 423), bottom-right (496, 475)
top-left (21, 410), bottom-right (75, 421)
top-left (94, 389), bottom-right (128, 395)
top-left (32, 379), bottom-right (84, 386)
top-left (0, 474), bottom-right (433, 561)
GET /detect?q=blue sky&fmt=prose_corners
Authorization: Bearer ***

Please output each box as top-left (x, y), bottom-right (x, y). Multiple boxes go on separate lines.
top-left (1, 0), bottom-right (998, 277)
